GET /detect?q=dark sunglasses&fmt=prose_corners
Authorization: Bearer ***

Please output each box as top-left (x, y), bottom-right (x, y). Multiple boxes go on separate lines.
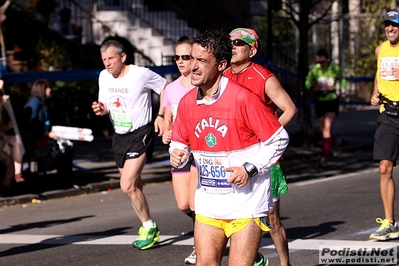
top-left (231, 39), bottom-right (249, 47)
top-left (384, 21), bottom-right (399, 28)
top-left (174, 55), bottom-right (191, 61)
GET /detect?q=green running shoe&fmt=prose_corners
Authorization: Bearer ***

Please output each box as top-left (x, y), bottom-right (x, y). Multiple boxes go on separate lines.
top-left (253, 252), bottom-right (269, 266)
top-left (132, 222), bottom-right (160, 250)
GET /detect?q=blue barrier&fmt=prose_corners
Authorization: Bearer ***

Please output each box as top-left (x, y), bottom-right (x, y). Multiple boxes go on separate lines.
top-left (0, 62), bottom-right (374, 107)
top-left (346, 76), bottom-right (374, 82)
top-left (1, 69), bottom-right (101, 83)
top-left (0, 64), bottom-right (179, 83)
top-left (0, 60), bottom-right (374, 84)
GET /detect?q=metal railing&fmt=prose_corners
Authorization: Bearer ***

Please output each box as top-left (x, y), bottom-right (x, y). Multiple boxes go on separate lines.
top-left (95, 0), bottom-right (199, 44)
top-left (56, 0), bottom-right (155, 66)
top-left (57, 0), bottom-right (113, 43)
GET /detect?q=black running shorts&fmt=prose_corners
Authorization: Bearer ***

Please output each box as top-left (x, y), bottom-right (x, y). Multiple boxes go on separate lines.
top-left (314, 98), bottom-right (339, 118)
top-left (112, 123), bottom-right (154, 168)
top-left (374, 113), bottom-right (399, 166)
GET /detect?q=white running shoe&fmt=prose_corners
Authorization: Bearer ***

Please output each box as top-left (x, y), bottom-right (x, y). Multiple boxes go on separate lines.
top-left (184, 246), bottom-right (196, 264)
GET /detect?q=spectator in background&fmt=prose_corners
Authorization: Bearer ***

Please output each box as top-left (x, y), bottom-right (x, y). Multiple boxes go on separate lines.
top-left (22, 80), bottom-right (75, 178)
top-left (0, 139), bottom-right (13, 188)
top-left (21, 79), bottom-right (58, 168)
top-left (0, 86), bottom-right (13, 187)
top-left (0, 83), bottom-right (25, 184)
top-left (22, 79), bottom-right (57, 140)
top-left (305, 49), bottom-right (346, 169)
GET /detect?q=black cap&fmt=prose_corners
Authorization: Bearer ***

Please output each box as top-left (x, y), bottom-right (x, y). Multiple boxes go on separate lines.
top-left (384, 9), bottom-right (399, 24)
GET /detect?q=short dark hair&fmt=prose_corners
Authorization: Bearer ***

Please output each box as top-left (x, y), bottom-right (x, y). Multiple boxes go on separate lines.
top-left (316, 49), bottom-right (329, 59)
top-left (193, 29), bottom-right (232, 65)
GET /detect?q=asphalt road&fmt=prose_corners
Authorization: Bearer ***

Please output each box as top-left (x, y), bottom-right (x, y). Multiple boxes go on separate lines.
top-left (1, 161), bottom-right (398, 266)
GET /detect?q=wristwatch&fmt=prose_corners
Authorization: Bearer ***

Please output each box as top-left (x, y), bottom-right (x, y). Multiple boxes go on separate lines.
top-left (243, 162), bottom-right (258, 178)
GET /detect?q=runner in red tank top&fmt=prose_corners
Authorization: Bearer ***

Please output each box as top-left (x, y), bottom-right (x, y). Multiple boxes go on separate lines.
top-left (224, 28), bottom-right (298, 266)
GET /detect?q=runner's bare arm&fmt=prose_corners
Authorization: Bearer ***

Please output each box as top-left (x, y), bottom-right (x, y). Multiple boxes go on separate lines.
top-left (264, 76), bottom-right (298, 127)
top-left (154, 83), bottom-right (169, 136)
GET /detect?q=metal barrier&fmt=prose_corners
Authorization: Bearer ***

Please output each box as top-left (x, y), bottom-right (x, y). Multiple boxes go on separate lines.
top-left (344, 76), bottom-right (374, 105)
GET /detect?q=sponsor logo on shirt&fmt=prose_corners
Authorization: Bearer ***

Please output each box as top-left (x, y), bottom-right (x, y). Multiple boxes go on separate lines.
top-left (194, 117), bottom-right (228, 139)
top-left (205, 133), bottom-right (217, 148)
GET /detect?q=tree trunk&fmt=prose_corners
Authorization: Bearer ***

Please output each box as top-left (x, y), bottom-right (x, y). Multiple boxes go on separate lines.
top-left (266, 0), bottom-right (273, 61)
top-left (297, 3), bottom-right (312, 131)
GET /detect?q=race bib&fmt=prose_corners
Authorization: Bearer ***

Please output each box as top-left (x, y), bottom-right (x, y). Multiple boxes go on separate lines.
top-left (109, 107), bottom-right (132, 128)
top-left (198, 154), bottom-right (232, 194)
top-left (317, 77), bottom-right (334, 90)
top-left (171, 104), bottom-right (178, 122)
top-left (380, 57), bottom-right (399, 80)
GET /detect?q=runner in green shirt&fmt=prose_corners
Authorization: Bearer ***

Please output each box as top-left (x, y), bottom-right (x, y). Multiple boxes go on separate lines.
top-left (305, 49), bottom-right (347, 169)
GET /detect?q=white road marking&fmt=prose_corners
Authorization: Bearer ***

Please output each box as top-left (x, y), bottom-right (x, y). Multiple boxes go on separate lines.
top-left (266, 239), bottom-right (398, 250)
top-left (0, 234), bottom-right (397, 250)
top-left (0, 234), bottom-right (192, 245)
top-left (290, 168), bottom-right (379, 187)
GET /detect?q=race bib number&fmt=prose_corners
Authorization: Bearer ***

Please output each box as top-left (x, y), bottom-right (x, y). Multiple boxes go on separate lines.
top-left (109, 107), bottom-right (132, 128)
top-left (198, 155), bottom-right (232, 194)
top-left (380, 57), bottom-right (399, 80)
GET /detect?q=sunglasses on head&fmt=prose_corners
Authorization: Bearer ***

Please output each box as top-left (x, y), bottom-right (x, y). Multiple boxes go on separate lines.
top-left (231, 39), bottom-right (249, 47)
top-left (174, 55), bottom-right (191, 61)
top-left (384, 21), bottom-right (399, 28)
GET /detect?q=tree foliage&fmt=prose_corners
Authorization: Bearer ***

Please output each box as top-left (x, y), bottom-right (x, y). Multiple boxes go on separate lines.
top-left (279, 0), bottom-right (338, 81)
top-left (348, 1), bottom-right (391, 77)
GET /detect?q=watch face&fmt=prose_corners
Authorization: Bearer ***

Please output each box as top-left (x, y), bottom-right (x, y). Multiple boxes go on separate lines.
top-left (244, 162), bottom-right (257, 177)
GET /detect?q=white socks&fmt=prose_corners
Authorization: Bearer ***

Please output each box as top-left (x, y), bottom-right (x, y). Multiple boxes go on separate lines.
top-left (143, 220), bottom-right (154, 228)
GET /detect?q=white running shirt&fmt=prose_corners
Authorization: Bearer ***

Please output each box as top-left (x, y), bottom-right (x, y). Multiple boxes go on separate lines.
top-left (98, 64), bottom-right (166, 134)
